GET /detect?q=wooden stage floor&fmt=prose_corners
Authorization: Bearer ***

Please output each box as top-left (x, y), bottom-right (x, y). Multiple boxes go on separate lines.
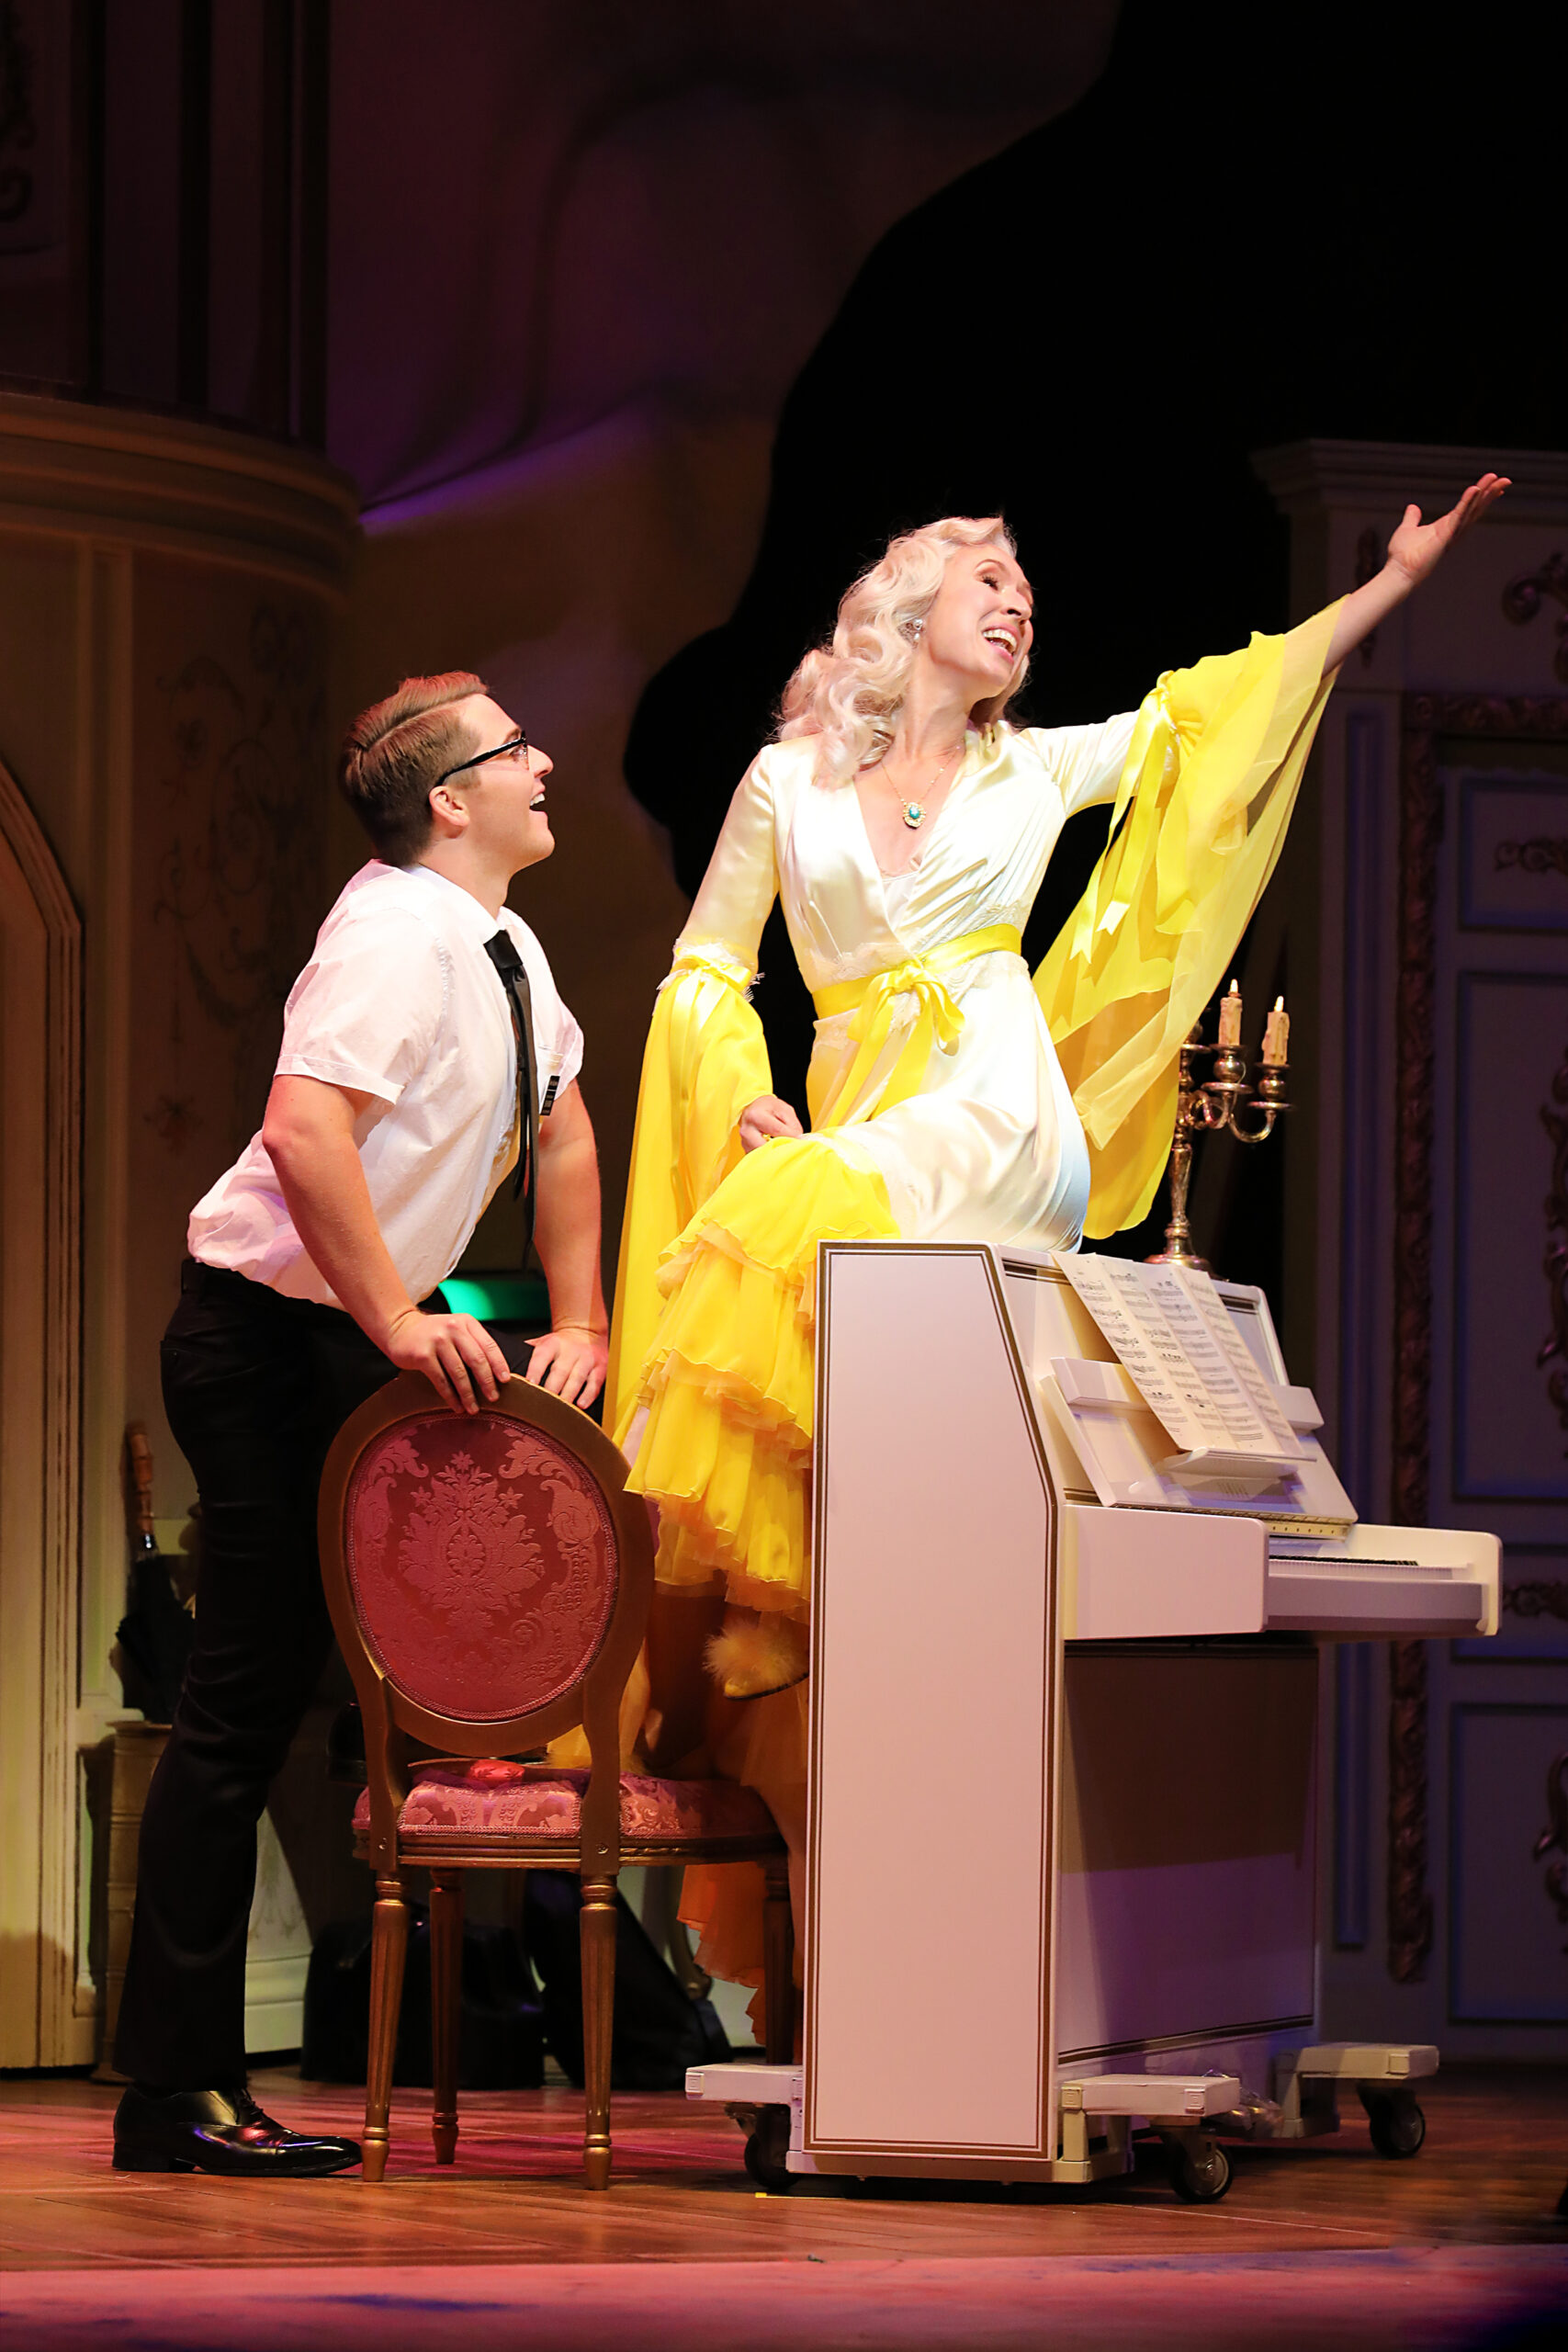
top-left (2, 2063), bottom-right (1565, 2347)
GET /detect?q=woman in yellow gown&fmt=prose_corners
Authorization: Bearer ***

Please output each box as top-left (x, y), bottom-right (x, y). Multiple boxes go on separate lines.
top-left (608, 484), bottom-right (1503, 1996)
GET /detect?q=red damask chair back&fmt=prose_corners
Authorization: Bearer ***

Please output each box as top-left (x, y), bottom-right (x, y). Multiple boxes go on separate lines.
top-left (319, 1372), bottom-right (650, 1880)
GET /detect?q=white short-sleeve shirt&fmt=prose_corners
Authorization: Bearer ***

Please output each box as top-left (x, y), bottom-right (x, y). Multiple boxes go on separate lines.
top-left (187, 861), bottom-right (583, 1307)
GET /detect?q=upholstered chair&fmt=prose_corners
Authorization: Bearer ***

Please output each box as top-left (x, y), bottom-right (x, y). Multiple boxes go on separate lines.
top-left (317, 1371), bottom-right (793, 2188)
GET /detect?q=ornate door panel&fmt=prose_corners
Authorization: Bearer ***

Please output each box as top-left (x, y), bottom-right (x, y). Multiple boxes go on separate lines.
top-left (0, 758), bottom-right (82, 2068)
top-left (1387, 701), bottom-right (1568, 2050)
top-left (1254, 442), bottom-right (1568, 2060)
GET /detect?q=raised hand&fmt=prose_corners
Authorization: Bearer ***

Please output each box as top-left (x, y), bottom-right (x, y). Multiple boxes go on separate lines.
top-left (1326, 472), bottom-right (1510, 670)
top-left (1386, 472), bottom-right (1510, 591)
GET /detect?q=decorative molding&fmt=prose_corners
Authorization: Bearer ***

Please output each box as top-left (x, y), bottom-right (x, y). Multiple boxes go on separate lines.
top-left (1253, 439), bottom-right (1568, 525)
top-left (1530, 1750), bottom-right (1568, 1949)
top-left (1496, 837), bottom-right (1568, 880)
top-left (0, 752), bottom-right (83, 2065)
top-left (1503, 553), bottom-right (1568, 686)
top-left (1505, 1579), bottom-right (1568, 1624)
top-left (1354, 525), bottom-right (1382, 668)
top-left (1395, 696), bottom-right (1568, 1522)
top-left (151, 598), bottom-right (329, 1155)
top-left (1387, 1637), bottom-right (1431, 1984)
top-left (0, 393), bottom-right (359, 601)
top-left (1540, 1038), bottom-right (1568, 1446)
top-left (1393, 707), bottom-right (1442, 1535)
top-left (1391, 693), bottom-right (1568, 1984)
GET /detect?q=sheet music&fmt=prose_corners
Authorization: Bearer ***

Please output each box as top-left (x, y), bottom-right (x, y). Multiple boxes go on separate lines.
top-left (1168, 1266), bottom-right (1303, 1457)
top-left (1052, 1254), bottom-right (1304, 1463)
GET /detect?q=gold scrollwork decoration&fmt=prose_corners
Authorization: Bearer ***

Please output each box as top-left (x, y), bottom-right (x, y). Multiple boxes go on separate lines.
top-left (1502, 552), bottom-right (1568, 686)
top-left (1531, 1750), bottom-right (1568, 1950)
top-left (1540, 1041), bottom-right (1568, 1448)
top-left (152, 600), bottom-right (325, 1154)
top-left (1505, 1579), bottom-right (1568, 1623)
top-left (1392, 694), bottom-right (1568, 1986)
top-left (1496, 837), bottom-right (1568, 879)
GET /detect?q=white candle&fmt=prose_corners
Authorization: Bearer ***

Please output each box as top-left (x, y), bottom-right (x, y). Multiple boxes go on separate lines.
top-left (1262, 996), bottom-right (1290, 1066)
top-left (1217, 978), bottom-right (1243, 1047)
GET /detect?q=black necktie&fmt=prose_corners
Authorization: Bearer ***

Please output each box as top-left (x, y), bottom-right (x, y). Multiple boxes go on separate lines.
top-left (484, 930), bottom-right (539, 1265)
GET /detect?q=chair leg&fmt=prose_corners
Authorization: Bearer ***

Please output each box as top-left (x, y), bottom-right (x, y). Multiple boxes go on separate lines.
top-left (364, 1871), bottom-right (411, 2185)
top-left (579, 1872), bottom-right (616, 2190)
top-left (429, 1870), bottom-right (464, 2165)
top-left (762, 1852), bottom-right (795, 2064)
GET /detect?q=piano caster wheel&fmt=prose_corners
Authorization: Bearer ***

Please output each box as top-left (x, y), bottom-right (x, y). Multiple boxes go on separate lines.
top-left (1165, 2133), bottom-right (1231, 2203)
top-left (743, 2104), bottom-right (795, 2192)
top-left (1360, 2090), bottom-right (1426, 2159)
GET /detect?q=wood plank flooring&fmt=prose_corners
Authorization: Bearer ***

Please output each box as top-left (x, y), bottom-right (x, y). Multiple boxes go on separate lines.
top-left (2, 2062), bottom-right (1564, 2276)
top-left (4, 2245), bottom-right (1568, 2352)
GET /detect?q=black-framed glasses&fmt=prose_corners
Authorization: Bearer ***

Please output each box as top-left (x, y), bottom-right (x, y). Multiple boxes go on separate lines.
top-left (434, 729), bottom-right (530, 789)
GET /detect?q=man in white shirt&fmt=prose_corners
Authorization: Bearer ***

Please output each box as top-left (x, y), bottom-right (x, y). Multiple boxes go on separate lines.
top-left (113, 672), bottom-right (606, 2177)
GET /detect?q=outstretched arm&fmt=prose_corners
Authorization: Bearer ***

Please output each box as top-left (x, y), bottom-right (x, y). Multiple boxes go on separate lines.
top-left (1325, 472), bottom-right (1509, 670)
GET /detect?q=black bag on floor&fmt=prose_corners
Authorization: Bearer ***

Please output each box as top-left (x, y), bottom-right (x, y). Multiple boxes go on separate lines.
top-left (302, 1910), bottom-right (545, 2089)
top-left (522, 1871), bottom-right (731, 2090)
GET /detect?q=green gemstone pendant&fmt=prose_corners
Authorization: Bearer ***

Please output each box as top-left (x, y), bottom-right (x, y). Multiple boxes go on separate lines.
top-left (902, 801), bottom-right (925, 829)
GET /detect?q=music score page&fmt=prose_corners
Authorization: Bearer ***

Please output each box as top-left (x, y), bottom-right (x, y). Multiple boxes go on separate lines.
top-left (1052, 1255), bottom-right (1304, 1464)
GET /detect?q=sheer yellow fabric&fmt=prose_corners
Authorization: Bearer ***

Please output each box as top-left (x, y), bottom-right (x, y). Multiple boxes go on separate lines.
top-left (1035, 604), bottom-right (1341, 1236)
top-left (605, 944), bottom-right (772, 1442)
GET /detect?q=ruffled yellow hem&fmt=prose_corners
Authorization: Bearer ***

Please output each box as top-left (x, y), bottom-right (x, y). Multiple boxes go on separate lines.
top-left (620, 1134), bottom-right (897, 1613)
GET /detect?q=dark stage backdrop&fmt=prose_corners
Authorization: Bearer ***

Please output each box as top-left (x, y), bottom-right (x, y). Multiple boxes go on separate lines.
top-left (624, 0), bottom-right (1564, 1283)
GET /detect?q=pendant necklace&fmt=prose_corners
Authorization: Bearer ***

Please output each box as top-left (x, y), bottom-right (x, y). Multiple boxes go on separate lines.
top-left (895, 741), bottom-right (964, 831)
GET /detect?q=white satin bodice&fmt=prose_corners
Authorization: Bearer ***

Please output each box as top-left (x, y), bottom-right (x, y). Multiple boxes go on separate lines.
top-left (682, 718), bottom-right (1132, 991)
top-left (675, 716), bottom-right (1136, 1252)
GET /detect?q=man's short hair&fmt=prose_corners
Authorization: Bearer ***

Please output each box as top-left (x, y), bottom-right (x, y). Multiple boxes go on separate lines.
top-left (338, 672), bottom-right (488, 864)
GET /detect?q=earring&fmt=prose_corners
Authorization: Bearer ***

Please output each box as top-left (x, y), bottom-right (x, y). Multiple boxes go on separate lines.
top-left (908, 617), bottom-right (925, 640)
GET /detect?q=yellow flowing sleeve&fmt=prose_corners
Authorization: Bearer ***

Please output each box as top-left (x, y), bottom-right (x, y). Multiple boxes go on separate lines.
top-left (604, 755), bottom-right (780, 1439)
top-left (1034, 603), bottom-right (1342, 1238)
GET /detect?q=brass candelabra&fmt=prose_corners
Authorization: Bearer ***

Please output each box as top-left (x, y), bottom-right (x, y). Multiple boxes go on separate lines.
top-left (1148, 982), bottom-right (1291, 1271)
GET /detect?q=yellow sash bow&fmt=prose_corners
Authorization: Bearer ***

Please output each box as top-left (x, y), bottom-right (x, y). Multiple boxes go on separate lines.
top-left (811, 922), bottom-right (1022, 1126)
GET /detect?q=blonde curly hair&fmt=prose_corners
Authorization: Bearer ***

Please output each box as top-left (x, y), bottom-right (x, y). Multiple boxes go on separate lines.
top-left (775, 516), bottom-right (1027, 782)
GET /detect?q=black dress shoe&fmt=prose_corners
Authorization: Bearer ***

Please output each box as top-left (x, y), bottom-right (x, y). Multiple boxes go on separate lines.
top-left (113, 2085), bottom-right (361, 2177)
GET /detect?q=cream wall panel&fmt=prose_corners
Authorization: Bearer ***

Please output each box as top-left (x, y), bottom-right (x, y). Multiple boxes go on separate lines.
top-left (0, 820), bottom-right (51, 2063)
top-left (0, 757), bottom-right (81, 2067)
top-left (0, 539), bottom-right (79, 882)
top-left (0, 397), bottom-right (355, 2063)
top-left (76, 546), bottom-right (134, 1771)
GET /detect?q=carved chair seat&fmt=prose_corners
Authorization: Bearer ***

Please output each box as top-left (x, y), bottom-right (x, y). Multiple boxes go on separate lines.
top-left (352, 1760), bottom-right (782, 1856)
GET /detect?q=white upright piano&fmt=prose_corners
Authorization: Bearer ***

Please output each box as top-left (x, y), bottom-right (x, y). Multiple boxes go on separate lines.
top-left (690, 1240), bottom-right (1499, 2199)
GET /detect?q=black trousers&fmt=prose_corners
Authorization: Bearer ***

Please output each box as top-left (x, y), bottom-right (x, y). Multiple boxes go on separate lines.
top-left (114, 1261), bottom-right (406, 2089)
